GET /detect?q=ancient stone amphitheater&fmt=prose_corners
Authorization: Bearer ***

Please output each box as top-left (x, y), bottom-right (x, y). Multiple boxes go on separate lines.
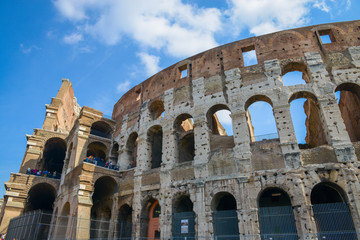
top-left (1, 20), bottom-right (360, 240)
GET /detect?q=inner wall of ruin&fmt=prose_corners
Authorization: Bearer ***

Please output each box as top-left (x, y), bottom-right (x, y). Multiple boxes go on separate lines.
top-left (2, 20), bottom-right (360, 239)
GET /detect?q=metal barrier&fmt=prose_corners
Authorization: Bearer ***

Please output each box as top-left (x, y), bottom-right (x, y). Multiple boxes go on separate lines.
top-left (252, 133), bottom-right (279, 142)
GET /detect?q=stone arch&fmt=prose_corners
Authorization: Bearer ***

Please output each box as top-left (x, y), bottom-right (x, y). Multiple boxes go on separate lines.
top-left (140, 198), bottom-right (160, 239)
top-left (149, 100), bottom-right (165, 120)
top-left (63, 141), bottom-right (73, 173)
top-left (110, 142), bottom-right (119, 165)
top-left (174, 113), bottom-right (195, 163)
top-left (335, 82), bottom-right (360, 142)
top-left (24, 183), bottom-right (57, 213)
top-left (289, 91), bottom-right (328, 148)
top-left (311, 182), bottom-right (357, 239)
top-left (86, 141), bottom-right (107, 160)
top-left (90, 121), bottom-right (113, 139)
top-left (211, 192), bottom-right (239, 239)
top-left (271, 30), bottom-right (307, 50)
top-left (117, 204), bottom-right (132, 239)
top-left (147, 125), bottom-right (163, 169)
top-left (172, 194), bottom-right (196, 239)
top-left (125, 132), bottom-right (138, 169)
top-left (90, 176), bottom-right (118, 239)
top-left (40, 137), bottom-right (67, 173)
top-left (206, 104), bottom-right (234, 150)
top-left (257, 187), bottom-right (298, 239)
top-left (54, 202), bottom-right (70, 239)
top-left (281, 61), bottom-right (311, 85)
top-left (244, 95), bottom-right (278, 142)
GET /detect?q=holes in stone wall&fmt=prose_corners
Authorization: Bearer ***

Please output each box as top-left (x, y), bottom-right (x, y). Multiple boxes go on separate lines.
top-left (207, 105), bottom-right (234, 150)
top-left (148, 125), bottom-right (163, 169)
top-left (242, 45), bottom-right (258, 67)
top-left (335, 83), bottom-right (360, 142)
top-left (175, 114), bottom-right (195, 163)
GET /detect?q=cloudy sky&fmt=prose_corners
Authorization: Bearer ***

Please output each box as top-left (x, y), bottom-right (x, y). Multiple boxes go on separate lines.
top-left (0, 0), bottom-right (358, 197)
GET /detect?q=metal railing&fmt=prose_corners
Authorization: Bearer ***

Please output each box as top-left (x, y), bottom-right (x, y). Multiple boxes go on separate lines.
top-left (252, 133), bottom-right (279, 142)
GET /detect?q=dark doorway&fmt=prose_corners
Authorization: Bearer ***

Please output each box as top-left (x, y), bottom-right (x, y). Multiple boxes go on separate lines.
top-left (117, 204), bottom-right (132, 239)
top-left (172, 196), bottom-right (196, 239)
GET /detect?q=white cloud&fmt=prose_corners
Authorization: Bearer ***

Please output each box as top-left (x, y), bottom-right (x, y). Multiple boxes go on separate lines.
top-left (137, 52), bottom-right (161, 76)
top-left (53, 0), bottom-right (222, 57)
top-left (63, 33), bottom-right (83, 44)
top-left (313, 0), bottom-right (330, 12)
top-left (116, 80), bottom-right (131, 93)
top-left (19, 44), bottom-right (40, 54)
top-left (215, 110), bottom-right (232, 125)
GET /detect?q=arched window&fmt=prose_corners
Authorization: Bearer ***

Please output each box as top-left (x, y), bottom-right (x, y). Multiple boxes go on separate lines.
top-left (126, 132), bottom-right (138, 169)
top-left (207, 105), bottom-right (234, 150)
top-left (258, 188), bottom-right (297, 240)
top-left (90, 177), bottom-right (118, 239)
top-left (148, 126), bottom-right (163, 169)
top-left (24, 183), bottom-right (56, 213)
top-left (245, 95), bottom-right (278, 142)
top-left (110, 143), bottom-right (119, 165)
top-left (335, 83), bottom-right (360, 142)
top-left (149, 100), bottom-right (165, 120)
top-left (172, 195), bottom-right (195, 239)
top-left (174, 114), bottom-right (195, 163)
top-left (281, 62), bottom-right (310, 86)
top-left (289, 92), bottom-right (328, 148)
top-left (117, 204), bottom-right (132, 239)
top-left (311, 183), bottom-right (357, 239)
top-left (86, 142), bottom-right (107, 165)
top-left (41, 137), bottom-right (66, 173)
top-left (211, 192), bottom-right (239, 239)
top-left (90, 121), bottom-right (112, 139)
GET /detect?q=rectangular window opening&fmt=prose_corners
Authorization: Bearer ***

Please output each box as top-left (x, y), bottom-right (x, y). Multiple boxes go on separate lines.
top-left (319, 29), bottom-right (335, 44)
top-left (179, 65), bottom-right (188, 78)
top-left (242, 45), bottom-right (258, 67)
top-left (135, 89), bottom-right (141, 101)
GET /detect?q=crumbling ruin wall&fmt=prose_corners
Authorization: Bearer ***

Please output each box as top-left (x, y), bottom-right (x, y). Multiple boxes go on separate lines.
top-left (2, 20), bottom-right (360, 239)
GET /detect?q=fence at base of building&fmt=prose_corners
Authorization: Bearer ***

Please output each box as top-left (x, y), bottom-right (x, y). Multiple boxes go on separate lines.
top-left (5, 210), bottom-right (360, 240)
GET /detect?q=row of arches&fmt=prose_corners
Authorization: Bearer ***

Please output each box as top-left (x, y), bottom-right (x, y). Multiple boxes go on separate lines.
top-left (23, 178), bottom-right (358, 239)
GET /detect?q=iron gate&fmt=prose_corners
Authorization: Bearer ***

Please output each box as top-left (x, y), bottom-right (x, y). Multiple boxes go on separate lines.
top-left (213, 210), bottom-right (240, 240)
top-left (172, 211), bottom-right (196, 240)
top-left (312, 202), bottom-right (357, 240)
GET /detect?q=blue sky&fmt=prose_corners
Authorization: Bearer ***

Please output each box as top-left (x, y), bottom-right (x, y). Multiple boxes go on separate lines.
top-left (0, 0), bottom-right (358, 198)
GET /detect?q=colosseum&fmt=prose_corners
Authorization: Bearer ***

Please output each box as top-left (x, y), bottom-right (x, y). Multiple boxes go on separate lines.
top-left (1, 20), bottom-right (360, 240)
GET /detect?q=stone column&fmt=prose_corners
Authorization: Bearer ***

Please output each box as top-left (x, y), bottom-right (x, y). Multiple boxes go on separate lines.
top-left (194, 183), bottom-right (210, 239)
top-left (76, 196), bottom-right (92, 240)
top-left (317, 98), bottom-right (356, 162)
top-left (273, 104), bottom-right (302, 169)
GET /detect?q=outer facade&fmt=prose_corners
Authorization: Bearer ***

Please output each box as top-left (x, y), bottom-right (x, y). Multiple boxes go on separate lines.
top-left (1, 20), bottom-right (360, 239)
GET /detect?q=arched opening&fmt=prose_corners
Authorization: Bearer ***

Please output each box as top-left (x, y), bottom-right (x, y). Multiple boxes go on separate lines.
top-left (148, 126), bottom-right (163, 169)
top-left (149, 100), bottom-right (165, 120)
top-left (24, 183), bottom-right (56, 213)
top-left (174, 114), bottom-right (195, 163)
top-left (335, 83), bottom-right (360, 142)
top-left (172, 195), bottom-right (195, 239)
top-left (311, 183), bottom-right (357, 239)
top-left (90, 176), bottom-right (118, 239)
top-left (245, 96), bottom-right (278, 142)
top-left (141, 199), bottom-right (161, 239)
top-left (258, 188), bottom-right (297, 240)
top-left (90, 121), bottom-right (112, 139)
top-left (117, 204), bottom-right (132, 239)
top-left (54, 202), bottom-right (70, 239)
top-left (207, 105), bottom-right (234, 150)
top-left (63, 142), bottom-right (73, 173)
top-left (126, 132), bottom-right (138, 169)
top-left (86, 141), bottom-right (107, 167)
top-left (41, 137), bottom-right (66, 174)
top-left (110, 142), bottom-right (119, 165)
top-left (289, 92), bottom-right (328, 148)
top-left (281, 62), bottom-right (310, 86)
top-left (211, 192), bottom-right (239, 239)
